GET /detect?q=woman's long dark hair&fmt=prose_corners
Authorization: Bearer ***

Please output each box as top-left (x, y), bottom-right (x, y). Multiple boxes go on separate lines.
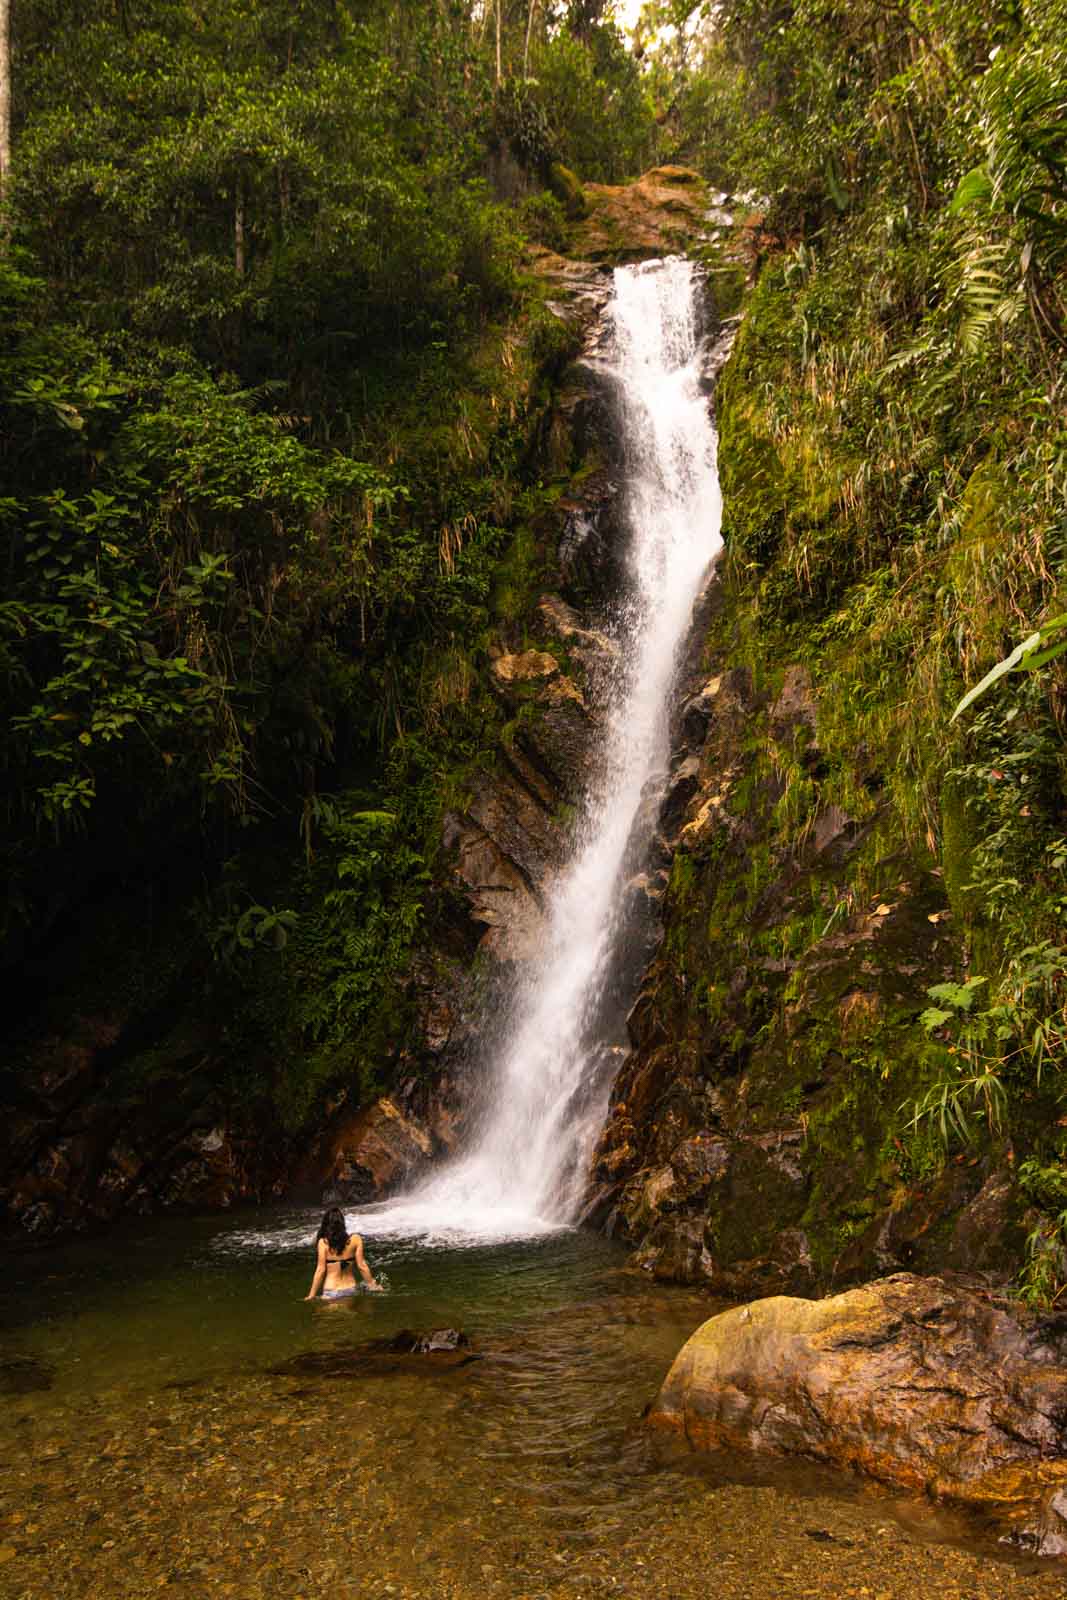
top-left (317, 1206), bottom-right (349, 1255)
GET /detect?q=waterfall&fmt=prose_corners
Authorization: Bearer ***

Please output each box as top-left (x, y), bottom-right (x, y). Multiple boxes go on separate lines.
top-left (365, 257), bottom-right (723, 1242)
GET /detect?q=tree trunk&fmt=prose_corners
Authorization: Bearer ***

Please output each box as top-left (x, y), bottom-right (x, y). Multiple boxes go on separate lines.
top-left (0, 0), bottom-right (11, 201)
top-left (495, 0), bottom-right (502, 86)
top-left (234, 179), bottom-right (246, 277)
top-left (523, 0), bottom-right (537, 77)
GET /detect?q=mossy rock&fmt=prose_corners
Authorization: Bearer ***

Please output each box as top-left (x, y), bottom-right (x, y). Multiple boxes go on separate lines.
top-left (547, 162), bottom-right (589, 222)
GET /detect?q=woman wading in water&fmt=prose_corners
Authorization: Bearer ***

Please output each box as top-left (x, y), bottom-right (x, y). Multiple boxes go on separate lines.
top-left (305, 1206), bottom-right (382, 1299)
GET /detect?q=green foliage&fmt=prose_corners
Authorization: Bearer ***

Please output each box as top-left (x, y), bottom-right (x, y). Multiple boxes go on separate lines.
top-left (208, 901), bottom-right (299, 964)
top-left (547, 161), bottom-right (589, 221)
top-left (904, 942), bottom-right (1066, 1147)
top-left (496, 79), bottom-right (557, 172)
top-left (674, 0), bottom-right (1067, 1291)
top-left (517, 191), bottom-right (569, 252)
top-left (919, 976), bottom-right (989, 1030)
top-left (1, 324), bottom-right (402, 847)
top-left (11, 1), bottom-right (511, 356)
top-left (1, 0), bottom-right (657, 1137)
top-left (291, 795), bottom-right (429, 1052)
top-left (1017, 1213), bottom-right (1067, 1310)
top-left (952, 615), bottom-right (1067, 719)
top-left (532, 26), bottom-right (658, 182)
top-left (1019, 1156), bottom-right (1067, 1213)
top-left (1017, 1159), bottom-right (1067, 1309)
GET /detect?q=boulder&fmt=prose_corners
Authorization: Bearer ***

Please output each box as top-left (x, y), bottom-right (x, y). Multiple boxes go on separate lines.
top-left (770, 663), bottom-right (817, 733)
top-left (490, 649), bottom-right (561, 688)
top-left (537, 593), bottom-right (619, 682)
top-left (151, 1125), bottom-right (245, 1211)
top-left (649, 1272), bottom-right (1067, 1549)
top-left (517, 692), bottom-right (595, 801)
top-left (569, 166), bottom-right (708, 262)
top-left (442, 772), bottom-right (554, 962)
top-left (326, 1097), bottom-right (434, 1202)
top-left (660, 753), bottom-right (703, 835)
top-left (679, 676), bottom-right (722, 746)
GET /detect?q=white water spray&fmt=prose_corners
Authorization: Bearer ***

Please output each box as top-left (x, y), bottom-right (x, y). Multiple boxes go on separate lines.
top-left (361, 258), bottom-right (723, 1243)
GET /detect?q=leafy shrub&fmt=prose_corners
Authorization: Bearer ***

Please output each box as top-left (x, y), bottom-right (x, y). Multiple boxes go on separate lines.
top-left (518, 191), bottom-right (569, 252)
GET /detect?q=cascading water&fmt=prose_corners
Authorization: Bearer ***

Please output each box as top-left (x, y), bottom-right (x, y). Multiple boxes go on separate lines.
top-left (364, 257), bottom-right (723, 1242)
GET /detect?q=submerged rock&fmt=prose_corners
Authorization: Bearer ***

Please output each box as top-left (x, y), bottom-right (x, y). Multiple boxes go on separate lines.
top-left (273, 1328), bottom-right (481, 1379)
top-left (382, 1327), bottom-right (470, 1354)
top-left (649, 1272), bottom-right (1067, 1551)
top-left (0, 1356), bottom-right (54, 1395)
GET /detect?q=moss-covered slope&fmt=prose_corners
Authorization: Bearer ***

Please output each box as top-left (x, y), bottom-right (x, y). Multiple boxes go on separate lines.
top-left (592, 210), bottom-right (1066, 1300)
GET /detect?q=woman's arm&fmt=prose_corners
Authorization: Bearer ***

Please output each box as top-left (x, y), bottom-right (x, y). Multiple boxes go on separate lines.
top-left (352, 1235), bottom-right (381, 1291)
top-left (304, 1240), bottom-right (327, 1299)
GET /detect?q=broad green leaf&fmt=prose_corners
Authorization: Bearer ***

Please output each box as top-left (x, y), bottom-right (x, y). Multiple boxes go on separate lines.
top-left (949, 167), bottom-right (993, 214)
top-left (1021, 638), bottom-right (1067, 671)
top-left (951, 632), bottom-right (1042, 720)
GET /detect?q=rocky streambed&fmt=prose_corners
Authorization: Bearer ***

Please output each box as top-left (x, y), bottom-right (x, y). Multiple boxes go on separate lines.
top-left (3, 1212), bottom-right (1067, 1599)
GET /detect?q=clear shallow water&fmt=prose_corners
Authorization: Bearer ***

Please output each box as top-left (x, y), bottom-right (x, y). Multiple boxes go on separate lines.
top-left (1, 1208), bottom-right (1065, 1600)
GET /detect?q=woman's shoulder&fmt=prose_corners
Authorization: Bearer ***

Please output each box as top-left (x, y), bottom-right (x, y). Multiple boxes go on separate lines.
top-left (347, 1232), bottom-right (362, 1251)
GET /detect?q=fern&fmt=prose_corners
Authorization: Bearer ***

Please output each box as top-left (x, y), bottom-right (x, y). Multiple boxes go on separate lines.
top-left (951, 236), bottom-right (1010, 355)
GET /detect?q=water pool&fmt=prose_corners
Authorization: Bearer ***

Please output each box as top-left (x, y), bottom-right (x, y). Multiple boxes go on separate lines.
top-left (0, 1206), bottom-right (1061, 1599)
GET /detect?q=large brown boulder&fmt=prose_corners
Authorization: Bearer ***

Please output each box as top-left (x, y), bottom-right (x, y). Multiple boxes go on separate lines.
top-left (648, 1273), bottom-right (1067, 1554)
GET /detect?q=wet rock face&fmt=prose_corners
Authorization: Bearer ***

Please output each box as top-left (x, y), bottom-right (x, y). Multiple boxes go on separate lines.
top-left (587, 614), bottom-right (1026, 1294)
top-left (323, 1097), bottom-right (435, 1203)
top-left (0, 1002), bottom-right (283, 1235)
top-left (569, 166), bottom-right (710, 264)
top-left (648, 1273), bottom-right (1067, 1555)
top-left (302, 273), bottom-right (669, 1207)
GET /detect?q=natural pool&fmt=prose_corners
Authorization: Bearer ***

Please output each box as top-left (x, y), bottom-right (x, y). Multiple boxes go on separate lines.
top-left (0, 1207), bottom-right (1063, 1600)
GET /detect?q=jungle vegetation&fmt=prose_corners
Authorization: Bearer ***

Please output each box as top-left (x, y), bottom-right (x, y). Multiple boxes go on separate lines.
top-left (2, 0), bottom-right (1065, 1278)
top-left (0, 0), bottom-right (658, 1110)
top-left (661, 0), bottom-right (1067, 1297)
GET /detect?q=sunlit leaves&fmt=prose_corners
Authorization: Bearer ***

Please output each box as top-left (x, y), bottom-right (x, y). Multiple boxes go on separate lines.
top-left (952, 615), bottom-right (1067, 720)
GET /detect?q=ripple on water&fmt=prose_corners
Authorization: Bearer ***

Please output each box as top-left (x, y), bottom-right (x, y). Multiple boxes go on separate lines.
top-left (1, 1207), bottom-right (1065, 1599)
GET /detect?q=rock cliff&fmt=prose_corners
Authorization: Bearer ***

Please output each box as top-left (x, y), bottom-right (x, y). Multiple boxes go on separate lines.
top-left (586, 614), bottom-right (1025, 1293)
top-left (1, 169), bottom-right (730, 1233)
